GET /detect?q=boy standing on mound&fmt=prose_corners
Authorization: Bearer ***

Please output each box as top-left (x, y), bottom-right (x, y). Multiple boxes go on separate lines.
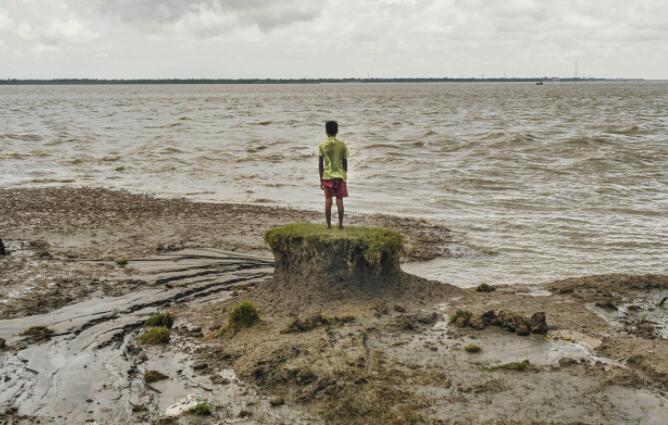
top-left (318, 121), bottom-right (349, 229)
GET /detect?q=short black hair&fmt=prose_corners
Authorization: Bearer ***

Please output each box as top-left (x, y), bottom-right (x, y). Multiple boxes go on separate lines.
top-left (325, 121), bottom-right (338, 136)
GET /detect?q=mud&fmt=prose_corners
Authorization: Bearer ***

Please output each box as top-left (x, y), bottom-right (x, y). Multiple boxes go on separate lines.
top-left (179, 272), bottom-right (668, 425)
top-left (3, 188), bottom-right (668, 424)
top-left (0, 249), bottom-right (316, 424)
top-left (0, 187), bottom-right (452, 262)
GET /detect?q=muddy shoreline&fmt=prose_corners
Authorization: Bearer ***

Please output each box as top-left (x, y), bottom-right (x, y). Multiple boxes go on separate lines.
top-left (0, 187), bottom-right (451, 320)
top-left (2, 187), bottom-right (668, 424)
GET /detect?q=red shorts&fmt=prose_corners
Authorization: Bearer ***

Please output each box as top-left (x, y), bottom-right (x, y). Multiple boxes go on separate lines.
top-left (322, 179), bottom-right (348, 199)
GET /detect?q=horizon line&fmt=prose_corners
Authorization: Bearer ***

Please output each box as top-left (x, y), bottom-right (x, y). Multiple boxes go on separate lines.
top-left (0, 77), bottom-right (651, 85)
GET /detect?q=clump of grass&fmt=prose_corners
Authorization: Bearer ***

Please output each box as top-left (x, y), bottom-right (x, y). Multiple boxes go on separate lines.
top-left (449, 310), bottom-right (472, 326)
top-left (464, 343), bottom-right (481, 353)
top-left (187, 402), bottom-right (212, 416)
top-left (144, 312), bottom-right (174, 329)
top-left (475, 283), bottom-right (496, 292)
top-left (220, 301), bottom-right (260, 336)
top-left (21, 326), bottom-right (54, 341)
top-left (265, 223), bottom-right (402, 272)
top-left (143, 370), bottom-right (169, 383)
top-left (137, 326), bottom-right (170, 345)
top-left (283, 313), bottom-right (354, 333)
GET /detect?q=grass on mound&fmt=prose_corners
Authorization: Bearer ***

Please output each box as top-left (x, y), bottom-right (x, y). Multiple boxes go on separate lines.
top-left (187, 401), bottom-right (212, 416)
top-left (265, 223), bottom-right (402, 269)
top-left (137, 326), bottom-right (170, 345)
top-left (464, 342), bottom-right (482, 353)
top-left (220, 301), bottom-right (260, 336)
top-left (143, 312), bottom-right (174, 329)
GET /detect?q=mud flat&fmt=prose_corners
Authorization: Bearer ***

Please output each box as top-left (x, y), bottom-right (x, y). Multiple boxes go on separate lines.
top-left (0, 187), bottom-right (451, 320)
top-left (178, 226), bottom-right (668, 425)
top-left (2, 188), bottom-right (668, 424)
top-left (0, 249), bottom-right (313, 424)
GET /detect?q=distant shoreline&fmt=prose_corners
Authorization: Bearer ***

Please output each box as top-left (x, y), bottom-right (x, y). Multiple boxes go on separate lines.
top-left (0, 77), bottom-right (646, 85)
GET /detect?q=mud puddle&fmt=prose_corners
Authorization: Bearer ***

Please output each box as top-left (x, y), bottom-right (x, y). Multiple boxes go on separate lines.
top-left (0, 249), bottom-right (315, 424)
top-left (374, 304), bottom-right (668, 425)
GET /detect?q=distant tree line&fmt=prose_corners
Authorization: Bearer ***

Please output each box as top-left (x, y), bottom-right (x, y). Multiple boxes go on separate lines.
top-left (0, 77), bottom-right (638, 85)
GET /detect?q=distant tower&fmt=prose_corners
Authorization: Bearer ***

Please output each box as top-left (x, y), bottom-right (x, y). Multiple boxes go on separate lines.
top-left (574, 61), bottom-right (579, 79)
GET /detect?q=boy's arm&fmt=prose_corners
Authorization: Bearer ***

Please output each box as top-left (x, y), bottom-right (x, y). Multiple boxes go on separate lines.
top-left (343, 144), bottom-right (349, 172)
top-left (319, 156), bottom-right (324, 189)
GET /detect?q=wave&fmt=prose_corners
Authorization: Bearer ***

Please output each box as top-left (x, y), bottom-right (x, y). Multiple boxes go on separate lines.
top-left (161, 146), bottom-right (185, 154)
top-left (600, 125), bottom-right (650, 136)
top-left (246, 145), bottom-right (269, 153)
top-left (365, 143), bottom-right (400, 149)
top-left (24, 178), bottom-right (76, 184)
top-left (0, 152), bottom-right (29, 159)
top-left (0, 133), bottom-right (43, 141)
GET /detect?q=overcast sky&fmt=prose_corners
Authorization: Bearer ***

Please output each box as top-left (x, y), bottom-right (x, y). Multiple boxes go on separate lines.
top-left (1, 0), bottom-right (667, 79)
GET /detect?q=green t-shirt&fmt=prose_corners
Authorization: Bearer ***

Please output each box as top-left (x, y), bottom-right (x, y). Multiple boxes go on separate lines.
top-left (319, 137), bottom-right (349, 181)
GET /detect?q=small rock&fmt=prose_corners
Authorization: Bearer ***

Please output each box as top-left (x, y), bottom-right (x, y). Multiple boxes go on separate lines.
top-left (558, 357), bottom-right (578, 367)
top-left (393, 304), bottom-right (406, 313)
top-left (269, 397), bottom-right (285, 407)
top-left (0, 239), bottom-right (6, 256)
top-left (192, 362), bottom-right (209, 370)
top-left (0, 338), bottom-right (5, 350)
top-left (595, 300), bottom-right (617, 310)
top-left (238, 410), bottom-right (252, 418)
top-left (210, 375), bottom-right (231, 385)
top-left (529, 312), bottom-right (548, 334)
top-left (468, 314), bottom-right (486, 330)
top-left (516, 323), bottom-right (530, 336)
top-left (36, 249), bottom-right (53, 260)
top-left (144, 370), bottom-right (169, 383)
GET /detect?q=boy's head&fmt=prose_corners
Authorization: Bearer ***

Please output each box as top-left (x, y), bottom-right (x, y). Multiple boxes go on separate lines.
top-left (325, 121), bottom-right (338, 136)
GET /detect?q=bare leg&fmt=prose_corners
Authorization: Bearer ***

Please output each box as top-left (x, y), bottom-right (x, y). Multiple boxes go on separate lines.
top-left (325, 197), bottom-right (333, 229)
top-left (336, 198), bottom-right (344, 229)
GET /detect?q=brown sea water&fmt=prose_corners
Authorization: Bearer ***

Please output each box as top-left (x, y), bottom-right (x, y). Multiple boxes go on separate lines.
top-left (1, 82), bottom-right (667, 286)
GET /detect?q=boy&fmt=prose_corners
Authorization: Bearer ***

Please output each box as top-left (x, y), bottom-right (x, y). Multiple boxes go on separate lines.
top-left (318, 121), bottom-right (349, 229)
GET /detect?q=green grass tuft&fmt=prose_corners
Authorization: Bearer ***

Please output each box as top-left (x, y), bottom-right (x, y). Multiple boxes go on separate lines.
top-left (136, 326), bottom-right (170, 345)
top-left (225, 301), bottom-right (260, 332)
top-left (143, 312), bottom-right (174, 329)
top-left (187, 402), bottom-right (212, 416)
top-left (265, 223), bottom-right (402, 271)
top-left (464, 342), bottom-right (482, 353)
top-left (475, 283), bottom-right (496, 292)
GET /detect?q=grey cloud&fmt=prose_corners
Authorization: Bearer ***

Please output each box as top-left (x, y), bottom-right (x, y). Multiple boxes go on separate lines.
top-left (1, 0), bottom-right (668, 78)
top-left (94, 0), bottom-right (324, 33)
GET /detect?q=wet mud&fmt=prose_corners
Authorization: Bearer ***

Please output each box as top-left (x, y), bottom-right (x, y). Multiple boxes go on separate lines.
top-left (0, 249), bottom-right (316, 424)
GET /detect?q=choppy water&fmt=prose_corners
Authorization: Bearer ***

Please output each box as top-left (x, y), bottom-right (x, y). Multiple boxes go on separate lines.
top-left (1, 83), bottom-right (667, 286)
